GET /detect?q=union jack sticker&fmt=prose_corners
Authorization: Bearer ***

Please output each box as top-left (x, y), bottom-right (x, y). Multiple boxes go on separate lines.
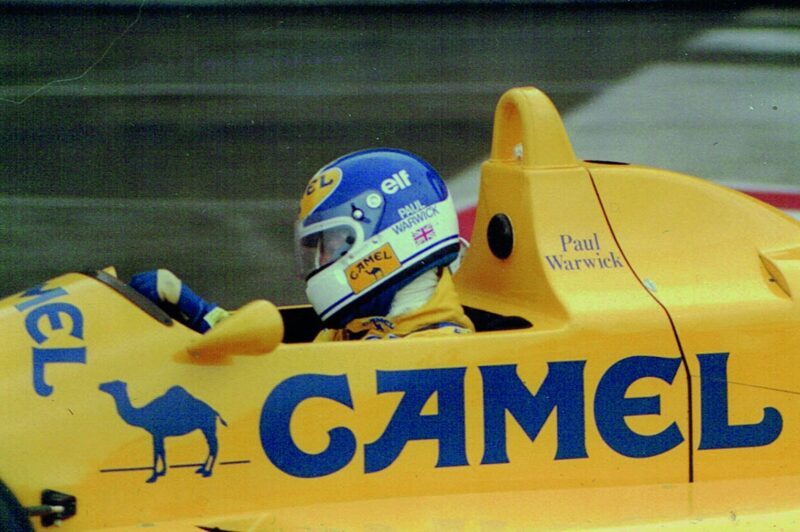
top-left (412, 224), bottom-right (436, 246)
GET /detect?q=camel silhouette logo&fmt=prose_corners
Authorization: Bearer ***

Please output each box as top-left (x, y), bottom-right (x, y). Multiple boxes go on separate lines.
top-left (367, 266), bottom-right (383, 280)
top-left (99, 380), bottom-right (227, 483)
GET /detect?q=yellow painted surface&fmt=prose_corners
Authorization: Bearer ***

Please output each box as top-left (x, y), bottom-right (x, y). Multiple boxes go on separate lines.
top-left (589, 164), bottom-right (800, 481)
top-left (92, 476), bottom-right (800, 531)
top-left (187, 299), bottom-right (284, 358)
top-left (3, 88), bottom-right (799, 530)
top-left (298, 167), bottom-right (343, 219)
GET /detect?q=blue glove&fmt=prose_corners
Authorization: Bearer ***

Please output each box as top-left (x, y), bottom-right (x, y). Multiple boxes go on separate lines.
top-left (129, 269), bottom-right (228, 333)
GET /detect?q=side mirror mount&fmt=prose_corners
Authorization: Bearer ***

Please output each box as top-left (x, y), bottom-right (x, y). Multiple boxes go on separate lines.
top-left (187, 299), bottom-right (284, 359)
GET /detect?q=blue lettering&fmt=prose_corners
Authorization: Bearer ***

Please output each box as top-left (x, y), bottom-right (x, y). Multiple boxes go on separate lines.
top-left (25, 302), bottom-right (84, 344)
top-left (260, 374), bottom-right (356, 478)
top-left (14, 284), bottom-right (67, 312)
top-left (33, 347), bottom-right (86, 397)
top-left (364, 368), bottom-right (467, 474)
top-left (698, 352), bottom-right (782, 450)
top-left (15, 284), bottom-right (87, 397)
top-left (595, 356), bottom-right (684, 458)
top-left (481, 362), bottom-right (587, 463)
top-left (256, 352), bottom-right (782, 479)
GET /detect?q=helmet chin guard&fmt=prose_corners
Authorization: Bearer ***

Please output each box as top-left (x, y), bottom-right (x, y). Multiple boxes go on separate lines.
top-left (296, 148), bottom-right (462, 327)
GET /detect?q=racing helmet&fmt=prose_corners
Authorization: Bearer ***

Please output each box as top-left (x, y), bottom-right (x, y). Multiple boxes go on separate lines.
top-left (296, 148), bottom-right (461, 328)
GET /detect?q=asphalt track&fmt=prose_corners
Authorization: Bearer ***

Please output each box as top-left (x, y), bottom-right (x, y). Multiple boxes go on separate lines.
top-left (1, 4), bottom-right (798, 307)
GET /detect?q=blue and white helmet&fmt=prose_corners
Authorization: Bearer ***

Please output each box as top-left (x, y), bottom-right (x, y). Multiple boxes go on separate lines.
top-left (296, 148), bottom-right (461, 328)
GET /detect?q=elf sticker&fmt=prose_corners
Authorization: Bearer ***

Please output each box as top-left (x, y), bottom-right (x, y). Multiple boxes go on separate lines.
top-left (346, 243), bottom-right (401, 294)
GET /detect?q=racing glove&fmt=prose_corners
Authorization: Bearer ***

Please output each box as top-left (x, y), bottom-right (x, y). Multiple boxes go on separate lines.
top-left (129, 269), bottom-right (229, 333)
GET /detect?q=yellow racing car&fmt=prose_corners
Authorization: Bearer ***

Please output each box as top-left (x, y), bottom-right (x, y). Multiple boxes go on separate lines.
top-left (3, 87), bottom-right (800, 530)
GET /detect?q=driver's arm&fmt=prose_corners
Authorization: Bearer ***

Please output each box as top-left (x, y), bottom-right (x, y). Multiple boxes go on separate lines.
top-left (129, 269), bottom-right (230, 333)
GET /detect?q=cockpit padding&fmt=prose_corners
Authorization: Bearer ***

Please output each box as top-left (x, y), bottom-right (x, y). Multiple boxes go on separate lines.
top-left (464, 307), bottom-right (532, 333)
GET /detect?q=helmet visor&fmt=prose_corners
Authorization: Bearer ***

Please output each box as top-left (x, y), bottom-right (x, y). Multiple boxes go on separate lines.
top-left (297, 223), bottom-right (357, 280)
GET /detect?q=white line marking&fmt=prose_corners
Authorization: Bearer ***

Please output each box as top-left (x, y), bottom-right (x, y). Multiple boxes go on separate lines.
top-left (687, 28), bottom-right (800, 55)
top-left (739, 8), bottom-right (800, 28)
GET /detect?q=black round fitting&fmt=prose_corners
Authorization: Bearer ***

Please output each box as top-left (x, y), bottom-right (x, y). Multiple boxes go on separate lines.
top-left (487, 213), bottom-right (513, 259)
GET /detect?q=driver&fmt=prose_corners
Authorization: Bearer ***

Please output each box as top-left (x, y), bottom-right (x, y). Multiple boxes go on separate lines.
top-left (130, 148), bottom-right (474, 341)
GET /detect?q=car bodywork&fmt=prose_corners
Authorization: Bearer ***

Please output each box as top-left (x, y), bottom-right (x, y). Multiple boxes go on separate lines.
top-left (2, 87), bottom-right (800, 530)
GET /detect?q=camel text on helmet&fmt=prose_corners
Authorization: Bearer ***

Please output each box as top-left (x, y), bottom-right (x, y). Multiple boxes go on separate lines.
top-left (345, 243), bottom-right (401, 293)
top-left (258, 354), bottom-right (782, 478)
top-left (15, 282), bottom-right (87, 397)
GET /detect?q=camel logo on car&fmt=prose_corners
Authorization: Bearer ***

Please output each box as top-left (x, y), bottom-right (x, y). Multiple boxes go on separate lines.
top-left (99, 381), bottom-right (247, 483)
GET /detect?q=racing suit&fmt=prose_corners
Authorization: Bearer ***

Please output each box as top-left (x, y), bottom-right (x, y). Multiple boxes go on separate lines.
top-left (314, 269), bottom-right (474, 341)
